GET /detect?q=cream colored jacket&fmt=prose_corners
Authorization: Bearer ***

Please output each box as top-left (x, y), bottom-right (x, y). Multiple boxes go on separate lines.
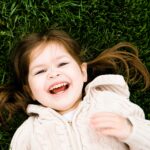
top-left (10, 75), bottom-right (150, 150)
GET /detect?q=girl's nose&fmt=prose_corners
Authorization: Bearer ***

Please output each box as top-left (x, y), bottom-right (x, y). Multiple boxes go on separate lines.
top-left (47, 71), bottom-right (60, 79)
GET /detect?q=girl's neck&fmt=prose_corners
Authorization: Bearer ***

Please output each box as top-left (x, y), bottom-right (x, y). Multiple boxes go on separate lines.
top-left (57, 99), bottom-right (81, 115)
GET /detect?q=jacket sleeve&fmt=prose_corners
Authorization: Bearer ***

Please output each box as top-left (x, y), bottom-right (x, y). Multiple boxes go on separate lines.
top-left (88, 75), bottom-right (150, 150)
top-left (10, 118), bottom-right (32, 150)
top-left (122, 109), bottom-right (150, 150)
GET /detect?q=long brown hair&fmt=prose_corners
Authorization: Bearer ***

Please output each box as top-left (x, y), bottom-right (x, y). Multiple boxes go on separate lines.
top-left (87, 42), bottom-right (150, 89)
top-left (0, 29), bottom-right (150, 122)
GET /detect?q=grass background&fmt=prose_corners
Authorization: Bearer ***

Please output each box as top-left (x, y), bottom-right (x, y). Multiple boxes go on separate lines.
top-left (0, 0), bottom-right (150, 149)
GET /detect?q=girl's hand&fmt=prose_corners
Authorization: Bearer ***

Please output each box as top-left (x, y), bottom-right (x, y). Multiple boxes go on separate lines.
top-left (90, 112), bottom-right (132, 141)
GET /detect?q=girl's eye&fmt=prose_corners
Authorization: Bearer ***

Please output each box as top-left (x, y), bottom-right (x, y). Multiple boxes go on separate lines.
top-left (35, 69), bottom-right (46, 75)
top-left (58, 62), bottom-right (69, 67)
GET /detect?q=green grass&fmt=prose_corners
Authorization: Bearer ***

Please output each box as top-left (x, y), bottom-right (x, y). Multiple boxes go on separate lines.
top-left (0, 0), bottom-right (150, 149)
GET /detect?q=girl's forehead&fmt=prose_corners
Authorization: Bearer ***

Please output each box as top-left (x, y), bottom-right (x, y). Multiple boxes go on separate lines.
top-left (29, 41), bottom-right (71, 61)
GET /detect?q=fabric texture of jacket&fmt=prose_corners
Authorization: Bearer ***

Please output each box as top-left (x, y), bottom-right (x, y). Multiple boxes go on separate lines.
top-left (10, 75), bottom-right (150, 150)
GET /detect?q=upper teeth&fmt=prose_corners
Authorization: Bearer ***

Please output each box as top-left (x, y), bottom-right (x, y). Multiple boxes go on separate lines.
top-left (49, 83), bottom-right (68, 91)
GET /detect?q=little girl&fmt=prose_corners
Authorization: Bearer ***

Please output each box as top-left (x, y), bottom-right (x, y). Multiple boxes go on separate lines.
top-left (0, 29), bottom-right (150, 150)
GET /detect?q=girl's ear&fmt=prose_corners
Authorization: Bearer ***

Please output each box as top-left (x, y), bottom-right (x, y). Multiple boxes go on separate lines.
top-left (81, 62), bottom-right (88, 82)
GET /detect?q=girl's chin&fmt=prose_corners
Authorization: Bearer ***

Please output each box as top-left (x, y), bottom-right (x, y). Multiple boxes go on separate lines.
top-left (59, 101), bottom-right (80, 115)
top-left (53, 103), bottom-right (77, 114)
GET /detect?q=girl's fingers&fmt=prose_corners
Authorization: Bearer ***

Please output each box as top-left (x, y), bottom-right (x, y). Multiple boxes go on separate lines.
top-left (91, 120), bottom-right (118, 129)
top-left (90, 112), bottom-right (132, 140)
top-left (90, 113), bottom-right (123, 128)
top-left (91, 112), bottom-right (121, 119)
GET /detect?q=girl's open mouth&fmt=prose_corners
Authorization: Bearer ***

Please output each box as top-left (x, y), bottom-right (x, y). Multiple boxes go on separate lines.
top-left (49, 82), bottom-right (69, 94)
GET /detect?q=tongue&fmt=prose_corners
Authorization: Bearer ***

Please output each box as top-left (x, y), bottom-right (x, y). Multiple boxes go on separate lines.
top-left (52, 86), bottom-right (66, 94)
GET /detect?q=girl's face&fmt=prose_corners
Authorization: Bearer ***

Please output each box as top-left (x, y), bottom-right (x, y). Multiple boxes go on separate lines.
top-left (28, 42), bottom-right (87, 114)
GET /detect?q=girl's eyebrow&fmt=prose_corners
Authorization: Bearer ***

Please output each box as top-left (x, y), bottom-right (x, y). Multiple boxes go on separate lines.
top-left (55, 55), bottom-right (69, 60)
top-left (30, 56), bottom-right (69, 70)
top-left (30, 64), bottom-right (45, 71)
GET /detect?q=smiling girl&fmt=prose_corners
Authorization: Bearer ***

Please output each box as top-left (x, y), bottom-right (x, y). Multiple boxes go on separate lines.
top-left (28, 41), bottom-right (87, 114)
top-left (0, 29), bottom-right (150, 150)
